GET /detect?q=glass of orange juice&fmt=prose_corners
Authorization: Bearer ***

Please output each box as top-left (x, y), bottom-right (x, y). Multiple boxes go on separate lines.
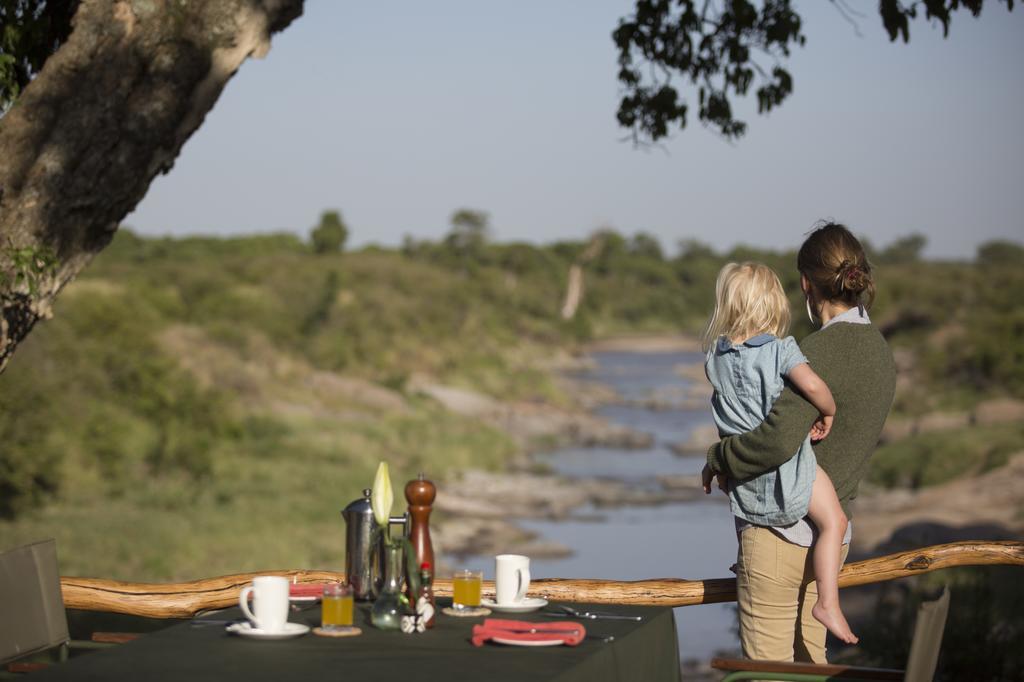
top-left (321, 583), bottom-right (354, 630)
top-left (452, 569), bottom-right (482, 610)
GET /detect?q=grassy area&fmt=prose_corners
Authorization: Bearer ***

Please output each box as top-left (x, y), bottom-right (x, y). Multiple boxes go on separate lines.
top-left (0, 399), bottom-right (515, 580)
top-left (868, 422), bottom-right (1024, 490)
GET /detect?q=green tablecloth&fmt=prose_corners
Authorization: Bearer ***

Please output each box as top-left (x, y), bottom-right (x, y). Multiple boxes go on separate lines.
top-left (33, 600), bottom-right (681, 682)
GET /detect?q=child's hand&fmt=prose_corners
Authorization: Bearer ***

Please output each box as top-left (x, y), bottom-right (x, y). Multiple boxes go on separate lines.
top-left (810, 414), bottom-right (833, 442)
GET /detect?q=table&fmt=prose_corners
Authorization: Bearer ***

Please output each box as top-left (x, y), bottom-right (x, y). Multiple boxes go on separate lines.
top-left (32, 600), bottom-right (681, 682)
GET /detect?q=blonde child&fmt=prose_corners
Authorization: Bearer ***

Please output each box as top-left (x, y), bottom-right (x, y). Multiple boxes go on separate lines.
top-left (700, 261), bottom-right (857, 644)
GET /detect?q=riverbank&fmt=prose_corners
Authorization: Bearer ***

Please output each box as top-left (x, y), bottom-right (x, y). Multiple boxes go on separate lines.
top-left (438, 334), bottom-right (1024, 570)
top-left (424, 338), bottom-right (709, 563)
top-left (851, 451), bottom-right (1024, 556)
top-left (433, 469), bottom-right (708, 562)
top-left (584, 334), bottom-right (701, 353)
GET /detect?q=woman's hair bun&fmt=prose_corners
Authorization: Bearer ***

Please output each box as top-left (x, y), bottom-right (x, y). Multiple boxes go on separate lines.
top-left (799, 222), bottom-right (875, 308)
top-left (837, 260), bottom-right (869, 294)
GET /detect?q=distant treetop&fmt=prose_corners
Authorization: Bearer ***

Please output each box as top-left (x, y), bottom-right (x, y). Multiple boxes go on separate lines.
top-left (446, 208), bottom-right (490, 253)
top-left (311, 210), bottom-right (349, 254)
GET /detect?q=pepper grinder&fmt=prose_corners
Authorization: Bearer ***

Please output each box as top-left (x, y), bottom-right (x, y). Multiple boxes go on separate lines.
top-left (405, 473), bottom-right (436, 617)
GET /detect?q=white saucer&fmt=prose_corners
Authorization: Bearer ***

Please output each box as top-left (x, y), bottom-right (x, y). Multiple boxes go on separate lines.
top-left (226, 622), bottom-right (310, 640)
top-left (289, 596), bottom-right (319, 604)
top-left (481, 597), bottom-right (548, 613)
top-left (491, 636), bottom-right (563, 647)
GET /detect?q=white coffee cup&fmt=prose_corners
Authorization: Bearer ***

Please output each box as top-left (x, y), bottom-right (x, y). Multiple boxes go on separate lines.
top-left (239, 576), bottom-right (290, 632)
top-left (495, 554), bottom-right (531, 605)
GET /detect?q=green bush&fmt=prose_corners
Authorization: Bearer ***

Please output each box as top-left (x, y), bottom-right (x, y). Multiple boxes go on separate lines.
top-left (0, 370), bottom-right (62, 518)
top-left (868, 422), bottom-right (1024, 489)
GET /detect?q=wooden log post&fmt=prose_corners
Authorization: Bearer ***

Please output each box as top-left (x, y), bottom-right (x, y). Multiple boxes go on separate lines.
top-left (60, 541), bottom-right (1024, 618)
top-left (61, 569), bottom-right (343, 618)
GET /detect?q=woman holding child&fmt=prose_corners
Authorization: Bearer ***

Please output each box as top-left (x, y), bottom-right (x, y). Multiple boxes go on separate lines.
top-left (702, 222), bottom-right (896, 662)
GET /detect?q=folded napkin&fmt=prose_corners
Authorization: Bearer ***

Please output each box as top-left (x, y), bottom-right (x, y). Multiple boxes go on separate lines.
top-left (471, 618), bottom-right (586, 647)
top-left (288, 583), bottom-right (325, 598)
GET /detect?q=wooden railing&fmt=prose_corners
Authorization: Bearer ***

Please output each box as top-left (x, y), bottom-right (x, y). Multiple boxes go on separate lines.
top-left (60, 540), bottom-right (1024, 619)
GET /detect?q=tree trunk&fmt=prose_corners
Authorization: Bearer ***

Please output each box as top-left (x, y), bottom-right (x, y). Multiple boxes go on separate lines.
top-left (560, 264), bottom-right (584, 320)
top-left (0, 0), bottom-right (304, 372)
top-left (559, 235), bottom-right (604, 321)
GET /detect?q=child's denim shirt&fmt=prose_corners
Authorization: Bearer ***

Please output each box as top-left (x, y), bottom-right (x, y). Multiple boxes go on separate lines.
top-left (705, 334), bottom-right (817, 526)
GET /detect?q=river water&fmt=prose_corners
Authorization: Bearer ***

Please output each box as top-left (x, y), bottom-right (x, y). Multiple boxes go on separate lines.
top-left (476, 350), bottom-right (740, 663)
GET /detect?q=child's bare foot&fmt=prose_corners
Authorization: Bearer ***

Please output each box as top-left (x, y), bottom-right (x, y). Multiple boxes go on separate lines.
top-left (812, 601), bottom-right (859, 644)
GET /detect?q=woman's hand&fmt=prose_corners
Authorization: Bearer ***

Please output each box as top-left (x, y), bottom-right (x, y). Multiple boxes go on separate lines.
top-left (702, 463), bottom-right (729, 494)
top-left (810, 413), bottom-right (833, 442)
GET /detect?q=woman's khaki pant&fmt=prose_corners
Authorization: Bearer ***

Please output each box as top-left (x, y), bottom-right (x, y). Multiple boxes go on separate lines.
top-left (735, 526), bottom-right (850, 662)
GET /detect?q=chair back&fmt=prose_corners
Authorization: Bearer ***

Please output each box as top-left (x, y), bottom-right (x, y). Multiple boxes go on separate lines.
top-left (903, 586), bottom-right (950, 682)
top-left (0, 539), bottom-right (70, 665)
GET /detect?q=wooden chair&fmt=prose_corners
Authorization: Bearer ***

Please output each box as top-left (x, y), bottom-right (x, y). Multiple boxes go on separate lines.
top-left (0, 539), bottom-right (142, 675)
top-left (711, 586), bottom-right (950, 682)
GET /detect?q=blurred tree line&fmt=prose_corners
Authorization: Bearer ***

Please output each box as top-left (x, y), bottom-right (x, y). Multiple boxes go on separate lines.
top-left (1, 214), bottom-right (1021, 519)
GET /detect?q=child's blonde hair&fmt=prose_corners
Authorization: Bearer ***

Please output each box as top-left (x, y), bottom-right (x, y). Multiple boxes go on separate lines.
top-left (701, 262), bottom-right (791, 352)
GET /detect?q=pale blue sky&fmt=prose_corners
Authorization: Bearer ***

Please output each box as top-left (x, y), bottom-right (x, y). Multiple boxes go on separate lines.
top-left (126, 1), bottom-right (1024, 258)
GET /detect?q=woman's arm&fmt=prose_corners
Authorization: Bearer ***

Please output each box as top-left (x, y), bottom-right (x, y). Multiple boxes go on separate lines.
top-left (706, 385), bottom-right (818, 479)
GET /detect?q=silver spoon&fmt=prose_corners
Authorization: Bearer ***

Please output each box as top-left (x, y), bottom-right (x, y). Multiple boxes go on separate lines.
top-left (552, 606), bottom-right (638, 622)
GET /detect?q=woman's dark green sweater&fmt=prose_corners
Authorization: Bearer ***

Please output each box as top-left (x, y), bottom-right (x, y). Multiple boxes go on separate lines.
top-left (706, 321), bottom-right (897, 519)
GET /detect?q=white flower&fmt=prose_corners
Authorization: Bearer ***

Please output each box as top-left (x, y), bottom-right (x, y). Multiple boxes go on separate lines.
top-left (371, 462), bottom-right (394, 532)
top-left (400, 615), bottom-right (416, 634)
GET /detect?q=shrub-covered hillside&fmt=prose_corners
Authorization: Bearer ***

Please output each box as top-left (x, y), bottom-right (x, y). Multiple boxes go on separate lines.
top-left (0, 227), bottom-right (1021, 578)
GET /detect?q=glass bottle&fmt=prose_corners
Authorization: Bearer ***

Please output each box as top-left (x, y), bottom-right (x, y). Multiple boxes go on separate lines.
top-left (420, 562), bottom-right (435, 629)
top-left (371, 542), bottom-right (404, 630)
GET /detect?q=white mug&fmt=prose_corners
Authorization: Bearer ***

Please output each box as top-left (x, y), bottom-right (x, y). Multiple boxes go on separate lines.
top-left (495, 554), bottom-right (531, 605)
top-left (239, 576), bottom-right (290, 632)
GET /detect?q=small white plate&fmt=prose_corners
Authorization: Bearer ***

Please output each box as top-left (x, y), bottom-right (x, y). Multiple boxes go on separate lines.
top-left (226, 622), bottom-right (310, 640)
top-left (480, 597), bottom-right (549, 613)
top-left (491, 636), bottom-right (564, 647)
top-left (289, 596), bottom-right (319, 604)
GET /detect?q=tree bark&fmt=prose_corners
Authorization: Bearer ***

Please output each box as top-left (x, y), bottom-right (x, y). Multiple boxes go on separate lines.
top-left (559, 235), bottom-right (604, 321)
top-left (0, 0), bottom-right (304, 372)
top-left (560, 264), bottom-right (584, 320)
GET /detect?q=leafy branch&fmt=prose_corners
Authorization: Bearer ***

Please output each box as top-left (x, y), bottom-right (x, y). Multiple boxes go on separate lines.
top-left (0, 241), bottom-right (58, 299)
top-left (613, 0), bottom-right (806, 144)
top-left (614, 0), bottom-right (1016, 144)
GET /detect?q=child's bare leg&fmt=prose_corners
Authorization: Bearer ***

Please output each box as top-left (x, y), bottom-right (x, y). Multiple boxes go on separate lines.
top-left (806, 467), bottom-right (858, 644)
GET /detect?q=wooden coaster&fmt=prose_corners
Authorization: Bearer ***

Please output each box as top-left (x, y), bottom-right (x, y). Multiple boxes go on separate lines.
top-left (441, 606), bottom-right (491, 618)
top-left (312, 626), bottom-right (362, 637)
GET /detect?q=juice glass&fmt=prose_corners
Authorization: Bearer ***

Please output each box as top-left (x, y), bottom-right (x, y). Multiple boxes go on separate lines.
top-left (321, 583), bottom-right (354, 630)
top-left (452, 569), bottom-right (482, 610)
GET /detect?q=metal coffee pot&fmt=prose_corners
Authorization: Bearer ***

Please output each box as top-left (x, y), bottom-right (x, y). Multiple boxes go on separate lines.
top-left (341, 489), bottom-right (408, 601)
